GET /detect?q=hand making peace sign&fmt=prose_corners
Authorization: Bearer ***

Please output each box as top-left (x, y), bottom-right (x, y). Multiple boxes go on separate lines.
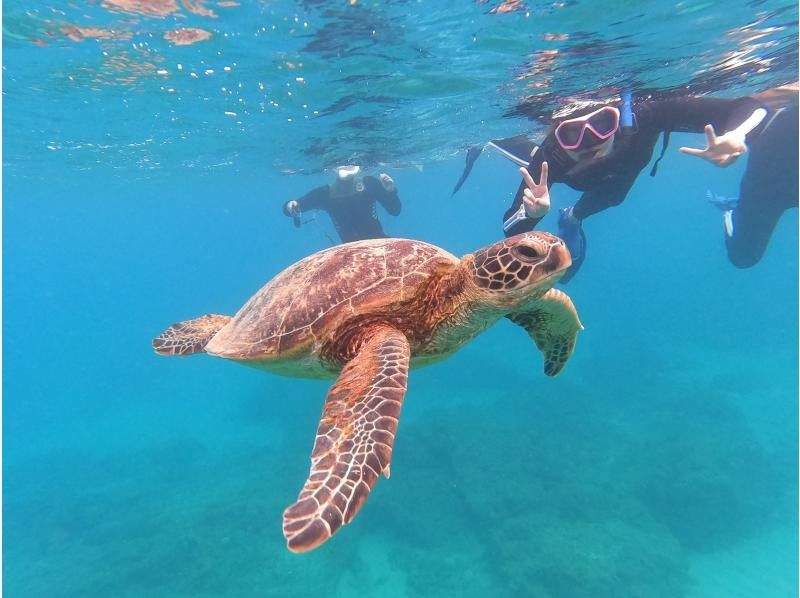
top-left (520, 161), bottom-right (550, 219)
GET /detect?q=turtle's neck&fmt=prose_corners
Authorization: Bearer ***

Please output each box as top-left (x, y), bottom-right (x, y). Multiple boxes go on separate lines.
top-left (418, 258), bottom-right (505, 357)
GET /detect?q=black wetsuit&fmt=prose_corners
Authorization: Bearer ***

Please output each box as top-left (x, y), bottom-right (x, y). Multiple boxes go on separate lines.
top-left (725, 105), bottom-right (798, 268)
top-left (284, 176), bottom-right (401, 243)
top-left (503, 96), bottom-right (766, 236)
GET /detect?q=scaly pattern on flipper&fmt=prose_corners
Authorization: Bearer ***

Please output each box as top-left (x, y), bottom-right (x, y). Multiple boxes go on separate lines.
top-left (152, 314), bottom-right (232, 356)
top-left (507, 288), bottom-right (583, 376)
top-left (283, 325), bottom-right (410, 553)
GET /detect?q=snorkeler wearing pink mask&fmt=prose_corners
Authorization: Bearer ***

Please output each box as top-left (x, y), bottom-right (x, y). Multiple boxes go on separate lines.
top-left (459, 93), bottom-right (772, 282)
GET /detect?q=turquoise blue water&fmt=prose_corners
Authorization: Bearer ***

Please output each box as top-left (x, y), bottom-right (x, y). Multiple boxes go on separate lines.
top-left (3, 2), bottom-right (798, 597)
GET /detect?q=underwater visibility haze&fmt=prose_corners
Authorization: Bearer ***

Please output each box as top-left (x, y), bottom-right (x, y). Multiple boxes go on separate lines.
top-left (3, 1), bottom-right (799, 596)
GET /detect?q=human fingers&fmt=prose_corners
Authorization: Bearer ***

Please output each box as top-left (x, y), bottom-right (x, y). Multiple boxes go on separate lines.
top-left (523, 196), bottom-right (545, 218)
top-left (522, 197), bottom-right (542, 218)
top-left (519, 166), bottom-right (536, 189)
top-left (679, 146), bottom-right (705, 156)
top-left (537, 161), bottom-right (549, 188)
top-left (524, 188), bottom-right (546, 208)
top-left (704, 124), bottom-right (717, 147)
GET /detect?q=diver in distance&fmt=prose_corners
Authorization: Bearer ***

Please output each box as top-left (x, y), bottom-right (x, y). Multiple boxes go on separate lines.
top-left (283, 165), bottom-right (401, 244)
top-left (454, 91), bottom-right (776, 282)
top-left (689, 83), bottom-right (798, 268)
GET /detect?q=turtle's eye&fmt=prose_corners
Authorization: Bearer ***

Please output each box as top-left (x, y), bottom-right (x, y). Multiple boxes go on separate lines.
top-left (512, 244), bottom-right (541, 262)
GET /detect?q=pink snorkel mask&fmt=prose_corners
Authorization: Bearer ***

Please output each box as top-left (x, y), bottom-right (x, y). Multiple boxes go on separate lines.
top-left (554, 106), bottom-right (620, 151)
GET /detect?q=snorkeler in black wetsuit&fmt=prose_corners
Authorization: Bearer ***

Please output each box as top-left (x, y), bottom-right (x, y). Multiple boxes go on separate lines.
top-left (454, 94), bottom-right (772, 281)
top-left (699, 85), bottom-right (798, 268)
top-left (283, 166), bottom-right (401, 244)
top-left (497, 94), bottom-right (770, 281)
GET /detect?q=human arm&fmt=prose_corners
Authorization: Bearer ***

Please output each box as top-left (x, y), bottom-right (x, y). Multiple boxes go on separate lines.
top-left (372, 174), bottom-right (402, 216)
top-left (644, 96), bottom-right (764, 134)
top-left (571, 168), bottom-right (638, 221)
top-left (641, 96), bottom-right (766, 167)
top-left (282, 185), bottom-right (328, 217)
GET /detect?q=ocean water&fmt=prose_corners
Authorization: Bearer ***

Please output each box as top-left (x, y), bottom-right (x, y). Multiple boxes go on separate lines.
top-left (3, 2), bottom-right (798, 597)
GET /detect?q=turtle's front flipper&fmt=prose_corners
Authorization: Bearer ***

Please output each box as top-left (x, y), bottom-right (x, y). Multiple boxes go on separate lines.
top-left (507, 288), bottom-right (583, 376)
top-left (283, 325), bottom-right (410, 553)
top-left (152, 314), bottom-right (232, 356)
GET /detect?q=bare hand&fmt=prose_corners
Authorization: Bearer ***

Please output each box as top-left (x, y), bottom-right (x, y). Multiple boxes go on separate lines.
top-left (379, 173), bottom-right (396, 192)
top-left (520, 162), bottom-right (550, 219)
top-left (679, 124), bottom-right (747, 167)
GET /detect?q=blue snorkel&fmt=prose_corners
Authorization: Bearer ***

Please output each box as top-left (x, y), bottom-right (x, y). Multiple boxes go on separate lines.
top-left (620, 91), bottom-right (635, 132)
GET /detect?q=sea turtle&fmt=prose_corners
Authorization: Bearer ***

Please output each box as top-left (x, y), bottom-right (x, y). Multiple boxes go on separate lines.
top-left (152, 232), bottom-right (583, 553)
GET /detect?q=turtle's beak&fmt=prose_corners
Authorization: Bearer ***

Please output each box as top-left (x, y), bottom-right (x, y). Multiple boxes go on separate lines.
top-left (546, 237), bottom-right (572, 276)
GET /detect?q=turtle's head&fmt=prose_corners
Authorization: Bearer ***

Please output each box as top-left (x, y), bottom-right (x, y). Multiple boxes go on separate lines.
top-left (466, 232), bottom-right (571, 309)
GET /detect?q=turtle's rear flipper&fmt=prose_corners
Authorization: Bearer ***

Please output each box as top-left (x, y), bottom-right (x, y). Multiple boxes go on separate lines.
top-left (507, 288), bottom-right (583, 376)
top-left (283, 325), bottom-right (410, 553)
top-left (152, 314), bottom-right (232, 356)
